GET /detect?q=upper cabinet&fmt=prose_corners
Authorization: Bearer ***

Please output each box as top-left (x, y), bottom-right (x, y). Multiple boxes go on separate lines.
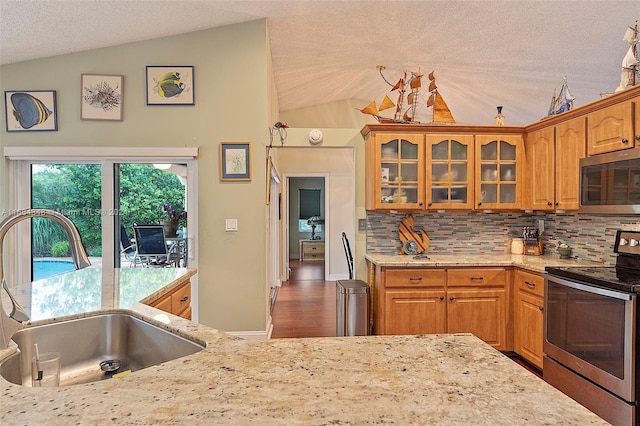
top-left (364, 126), bottom-right (525, 211)
top-left (587, 98), bottom-right (636, 155)
top-left (425, 135), bottom-right (475, 210)
top-left (365, 132), bottom-right (425, 210)
top-left (525, 117), bottom-right (586, 211)
top-left (475, 135), bottom-right (523, 209)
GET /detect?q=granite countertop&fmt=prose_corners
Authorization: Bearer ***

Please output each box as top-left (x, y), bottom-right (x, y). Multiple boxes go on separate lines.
top-left (0, 266), bottom-right (607, 424)
top-left (365, 252), bottom-right (605, 273)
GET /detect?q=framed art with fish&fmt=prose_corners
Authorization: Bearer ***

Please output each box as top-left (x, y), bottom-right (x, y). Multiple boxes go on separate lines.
top-left (146, 66), bottom-right (194, 105)
top-left (4, 90), bottom-right (58, 132)
top-left (81, 74), bottom-right (124, 121)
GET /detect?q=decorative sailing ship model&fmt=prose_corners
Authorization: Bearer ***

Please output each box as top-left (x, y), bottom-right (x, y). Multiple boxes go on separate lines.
top-left (546, 77), bottom-right (575, 117)
top-left (360, 66), bottom-right (455, 124)
top-left (615, 21), bottom-right (639, 93)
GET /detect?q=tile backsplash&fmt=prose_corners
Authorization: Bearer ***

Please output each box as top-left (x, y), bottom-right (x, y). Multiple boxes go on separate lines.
top-left (366, 210), bottom-right (640, 265)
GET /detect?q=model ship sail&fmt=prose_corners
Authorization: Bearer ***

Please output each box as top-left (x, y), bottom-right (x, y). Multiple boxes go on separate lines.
top-left (615, 21), bottom-right (639, 93)
top-left (360, 66), bottom-right (455, 124)
top-left (547, 77), bottom-right (575, 116)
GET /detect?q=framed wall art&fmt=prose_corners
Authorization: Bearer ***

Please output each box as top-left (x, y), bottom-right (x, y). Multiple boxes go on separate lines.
top-left (4, 90), bottom-right (58, 132)
top-left (146, 66), bottom-right (194, 105)
top-left (220, 142), bottom-right (251, 181)
top-left (81, 74), bottom-right (124, 121)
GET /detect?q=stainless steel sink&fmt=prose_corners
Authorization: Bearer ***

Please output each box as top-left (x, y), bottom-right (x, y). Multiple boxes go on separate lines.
top-left (0, 311), bottom-right (206, 387)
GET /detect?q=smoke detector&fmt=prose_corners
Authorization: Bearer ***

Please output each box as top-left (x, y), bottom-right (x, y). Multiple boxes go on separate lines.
top-left (308, 129), bottom-right (323, 145)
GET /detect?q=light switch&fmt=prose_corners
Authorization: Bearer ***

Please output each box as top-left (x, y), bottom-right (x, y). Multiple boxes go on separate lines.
top-left (225, 219), bottom-right (238, 231)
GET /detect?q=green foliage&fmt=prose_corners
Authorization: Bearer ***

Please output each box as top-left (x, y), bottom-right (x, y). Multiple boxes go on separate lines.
top-left (31, 164), bottom-right (186, 256)
top-left (51, 241), bottom-right (70, 257)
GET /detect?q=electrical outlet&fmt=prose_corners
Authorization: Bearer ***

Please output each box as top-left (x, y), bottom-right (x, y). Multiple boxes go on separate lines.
top-left (225, 218), bottom-right (238, 232)
top-left (538, 219), bottom-right (544, 235)
top-left (358, 218), bottom-right (366, 231)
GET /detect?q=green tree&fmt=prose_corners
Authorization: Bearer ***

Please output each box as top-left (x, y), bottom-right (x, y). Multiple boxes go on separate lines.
top-left (31, 164), bottom-right (186, 256)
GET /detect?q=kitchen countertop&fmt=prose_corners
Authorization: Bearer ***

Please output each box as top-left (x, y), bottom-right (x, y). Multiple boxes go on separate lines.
top-left (365, 252), bottom-right (605, 273)
top-left (0, 267), bottom-right (607, 424)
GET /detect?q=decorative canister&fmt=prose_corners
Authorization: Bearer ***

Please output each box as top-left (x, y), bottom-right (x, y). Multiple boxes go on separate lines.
top-left (511, 238), bottom-right (524, 254)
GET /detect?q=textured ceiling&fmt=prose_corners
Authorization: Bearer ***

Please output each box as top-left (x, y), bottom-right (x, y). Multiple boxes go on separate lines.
top-left (1, 0), bottom-right (638, 126)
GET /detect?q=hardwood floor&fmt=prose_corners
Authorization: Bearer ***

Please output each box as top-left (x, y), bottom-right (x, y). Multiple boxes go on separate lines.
top-left (271, 260), bottom-right (336, 338)
top-left (270, 261), bottom-right (543, 379)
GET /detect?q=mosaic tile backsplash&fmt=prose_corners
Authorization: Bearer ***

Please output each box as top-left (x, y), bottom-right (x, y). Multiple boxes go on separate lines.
top-left (366, 210), bottom-right (640, 265)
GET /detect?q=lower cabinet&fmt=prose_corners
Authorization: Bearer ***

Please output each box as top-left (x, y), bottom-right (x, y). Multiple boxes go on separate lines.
top-left (374, 267), bottom-right (508, 350)
top-left (513, 269), bottom-right (544, 369)
top-left (150, 280), bottom-right (192, 320)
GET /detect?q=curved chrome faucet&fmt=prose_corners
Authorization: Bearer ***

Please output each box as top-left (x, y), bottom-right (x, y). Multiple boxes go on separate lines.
top-left (0, 209), bottom-right (91, 348)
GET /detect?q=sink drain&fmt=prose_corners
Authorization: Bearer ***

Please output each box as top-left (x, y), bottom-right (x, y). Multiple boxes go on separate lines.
top-left (99, 359), bottom-right (121, 373)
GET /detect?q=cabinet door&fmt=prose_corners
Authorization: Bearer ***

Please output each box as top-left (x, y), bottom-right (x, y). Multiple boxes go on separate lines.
top-left (514, 290), bottom-right (544, 369)
top-left (555, 117), bottom-right (586, 210)
top-left (526, 127), bottom-right (555, 211)
top-left (447, 289), bottom-right (507, 350)
top-left (371, 133), bottom-right (425, 210)
top-left (475, 135), bottom-right (523, 209)
top-left (384, 290), bottom-right (446, 335)
top-left (587, 100), bottom-right (634, 155)
top-left (425, 135), bottom-right (475, 210)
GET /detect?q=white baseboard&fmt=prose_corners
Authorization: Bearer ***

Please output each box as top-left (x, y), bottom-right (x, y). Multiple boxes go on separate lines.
top-left (228, 316), bottom-right (273, 340)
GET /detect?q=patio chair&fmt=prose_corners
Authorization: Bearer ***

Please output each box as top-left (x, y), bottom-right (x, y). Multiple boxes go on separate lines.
top-left (120, 224), bottom-right (138, 267)
top-left (132, 224), bottom-right (179, 267)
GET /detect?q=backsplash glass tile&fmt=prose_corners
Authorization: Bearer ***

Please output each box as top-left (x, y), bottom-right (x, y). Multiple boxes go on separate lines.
top-left (366, 211), bottom-right (640, 265)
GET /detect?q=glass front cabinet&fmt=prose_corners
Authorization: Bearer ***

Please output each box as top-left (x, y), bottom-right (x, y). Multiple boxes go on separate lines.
top-left (368, 133), bottom-right (425, 210)
top-left (364, 127), bottom-right (524, 211)
top-left (475, 135), bottom-right (523, 209)
top-left (425, 135), bottom-right (474, 209)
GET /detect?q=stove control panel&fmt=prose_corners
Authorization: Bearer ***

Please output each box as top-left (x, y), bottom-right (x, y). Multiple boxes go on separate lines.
top-left (615, 230), bottom-right (640, 255)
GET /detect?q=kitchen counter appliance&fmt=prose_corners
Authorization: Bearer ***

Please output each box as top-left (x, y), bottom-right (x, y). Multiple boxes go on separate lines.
top-left (544, 230), bottom-right (640, 425)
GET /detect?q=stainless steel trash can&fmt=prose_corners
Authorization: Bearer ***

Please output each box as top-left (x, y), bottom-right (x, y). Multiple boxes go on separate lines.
top-left (336, 279), bottom-right (370, 336)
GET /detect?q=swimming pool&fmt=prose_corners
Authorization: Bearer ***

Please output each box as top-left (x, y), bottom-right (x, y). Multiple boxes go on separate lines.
top-left (33, 260), bottom-right (76, 280)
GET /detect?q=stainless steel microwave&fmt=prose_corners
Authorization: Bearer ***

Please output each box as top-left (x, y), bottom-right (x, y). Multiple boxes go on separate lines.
top-left (580, 147), bottom-right (640, 214)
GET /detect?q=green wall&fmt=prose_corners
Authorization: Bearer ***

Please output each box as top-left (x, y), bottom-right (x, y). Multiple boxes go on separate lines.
top-left (0, 20), bottom-right (271, 332)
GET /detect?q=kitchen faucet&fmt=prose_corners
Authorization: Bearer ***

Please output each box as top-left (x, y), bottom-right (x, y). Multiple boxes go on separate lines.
top-left (0, 209), bottom-right (91, 349)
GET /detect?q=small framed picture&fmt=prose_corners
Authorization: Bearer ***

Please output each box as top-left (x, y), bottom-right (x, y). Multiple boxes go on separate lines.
top-left (81, 74), bottom-right (124, 121)
top-left (220, 142), bottom-right (251, 181)
top-left (4, 90), bottom-right (58, 132)
top-left (146, 66), bottom-right (194, 105)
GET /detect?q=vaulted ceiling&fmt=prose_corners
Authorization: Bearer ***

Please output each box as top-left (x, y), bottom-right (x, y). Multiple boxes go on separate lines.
top-left (1, 0), bottom-right (637, 126)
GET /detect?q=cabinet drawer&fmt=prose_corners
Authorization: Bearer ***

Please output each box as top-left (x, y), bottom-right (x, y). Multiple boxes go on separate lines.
top-left (514, 269), bottom-right (544, 298)
top-left (171, 282), bottom-right (191, 315)
top-left (447, 268), bottom-right (506, 286)
top-left (385, 269), bottom-right (446, 288)
top-left (303, 244), bottom-right (324, 255)
top-left (152, 294), bottom-right (172, 313)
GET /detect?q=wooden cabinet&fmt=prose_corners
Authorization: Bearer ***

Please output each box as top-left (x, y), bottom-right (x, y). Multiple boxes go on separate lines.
top-left (374, 266), bottom-right (509, 350)
top-left (363, 126), bottom-right (525, 212)
top-left (150, 280), bottom-right (192, 320)
top-left (475, 135), bottom-right (523, 209)
top-left (300, 240), bottom-right (324, 261)
top-left (425, 135), bottom-right (475, 209)
top-left (513, 269), bottom-right (544, 369)
top-left (587, 99), bottom-right (635, 155)
top-left (526, 117), bottom-right (585, 211)
top-left (365, 132), bottom-right (425, 210)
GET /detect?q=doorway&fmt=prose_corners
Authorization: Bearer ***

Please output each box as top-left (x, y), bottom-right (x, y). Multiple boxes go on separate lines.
top-left (288, 177), bottom-right (326, 274)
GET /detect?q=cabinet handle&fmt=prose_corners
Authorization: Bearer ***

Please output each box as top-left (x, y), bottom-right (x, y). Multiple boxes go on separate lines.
top-left (427, 202), bottom-right (433, 207)
top-left (547, 201), bottom-right (552, 207)
top-left (636, 135), bottom-right (640, 141)
top-left (180, 296), bottom-right (189, 302)
top-left (408, 277), bottom-right (423, 282)
top-left (524, 281), bottom-right (536, 288)
top-left (449, 296), bottom-right (455, 301)
top-left (439, 296), bottom-right (445, 301)
top-left (470, 276), bottom-right (484, 282)
top-left (622, 138), bottom-right (629, 144)
top-left (477, 201), bottom-right (483, 207)
top-left (555, 202), bottom-right (559, 207)
top-left (539, 306), bottom-right (544, 312)
top-left (419, 202), bottom-right (423, 206)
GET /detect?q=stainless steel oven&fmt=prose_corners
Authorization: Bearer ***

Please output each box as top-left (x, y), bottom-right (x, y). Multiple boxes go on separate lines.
top-left (544, 230), bottom-right (640, 425)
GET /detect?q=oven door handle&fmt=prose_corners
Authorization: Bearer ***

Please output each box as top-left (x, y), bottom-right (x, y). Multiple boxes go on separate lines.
top-left (546, 275), bottom-right (633, 301)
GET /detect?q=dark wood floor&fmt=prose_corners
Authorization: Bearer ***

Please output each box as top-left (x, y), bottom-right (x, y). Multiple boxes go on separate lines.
top-left (270, 261), bottom-right (542, 379)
